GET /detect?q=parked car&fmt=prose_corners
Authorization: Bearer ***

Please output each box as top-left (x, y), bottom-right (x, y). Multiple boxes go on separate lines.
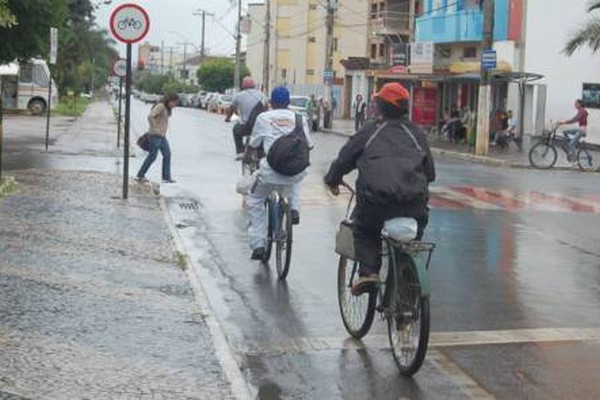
top-left (203, 93), bottom-right (217, 111)
top-left (178, 93), bottom-right (190, 107)
top-left (218, 94), bottom-right (233, 113)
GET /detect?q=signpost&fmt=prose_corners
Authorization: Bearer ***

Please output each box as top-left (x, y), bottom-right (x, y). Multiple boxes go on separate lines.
top-left (481, 49), bottom-right (497, 71)
top-left (46, 27), bottom-right (58, 152)
top-left (110, 3), bottom-right (150, 199)
top-left (112, 58), bottom-right (127, 149)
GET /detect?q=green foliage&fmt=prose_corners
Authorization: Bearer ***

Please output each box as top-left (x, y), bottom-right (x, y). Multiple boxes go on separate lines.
top-left (196, 58), bottom-right (250, 93)
top-left (0, 0), bottom-right (69, 63)
top-left (134, 73), bottom-right (199, 95)
top-left (564, 1), bottom-right (600, 55)
top-left (0, 0), bottom-right (17, 28)
top-left (54, 96), bottom-right (89, 117)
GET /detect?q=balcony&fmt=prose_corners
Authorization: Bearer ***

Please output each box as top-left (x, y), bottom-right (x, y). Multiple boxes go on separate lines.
top-left (371, 11), bottom-right (411, 37)
top-left (415, 9), bottom-right (484, 43)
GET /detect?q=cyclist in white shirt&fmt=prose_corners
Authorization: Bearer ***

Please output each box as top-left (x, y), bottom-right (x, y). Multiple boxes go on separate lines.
top-left (246, 86), bottom-right (314, 260)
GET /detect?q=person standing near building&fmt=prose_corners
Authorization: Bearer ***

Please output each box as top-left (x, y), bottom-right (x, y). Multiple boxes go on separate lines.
top-left (323, 96), bottom-right (332, 129)
top-left (353, 94), bottom-right (367, 131)
top-left (136, 93), bottom-right (179, 184)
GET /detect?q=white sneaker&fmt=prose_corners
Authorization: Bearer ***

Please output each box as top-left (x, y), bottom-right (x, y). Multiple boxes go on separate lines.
top-left (235, 153), bottom-right (245, 161)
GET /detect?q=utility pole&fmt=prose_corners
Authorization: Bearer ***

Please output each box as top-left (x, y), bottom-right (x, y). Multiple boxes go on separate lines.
top-left (234, 0), bottom-right (242, 91)
top-left (169, 48), bottom-right (174, 77)
top-left (161, 41), bottom-right (165, 75)
top-left (475, 0), bottom-right (495, 155)
top-left (263, 0), bottom-right (271, 93)
top-left (193, 10), bottom-right (215, 61)
top-left (273, 4), bottom-right (279, 85)
top-left (323, 0), bottom-right (336, 129)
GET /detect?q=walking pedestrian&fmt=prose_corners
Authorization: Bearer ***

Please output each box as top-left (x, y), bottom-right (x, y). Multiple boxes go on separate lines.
top-left (353, 94), bottom-right (366, 131)
top-left (136, 93), bottom-right (179, 184)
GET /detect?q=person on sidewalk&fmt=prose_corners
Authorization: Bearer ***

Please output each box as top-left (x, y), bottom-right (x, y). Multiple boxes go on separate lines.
top-left (246, 86), bottom-right (314, 260)
top-left (308, 94), bottom-right (319, 131)
top-left (323, 96), bottom-right (332, 129)
top-left (225, 76), bottom-right (267, 160)
top-left (560, 99), bottom-right (588, 160)
top-left (353, 94), bottom-right (367, 131)
top-left (136, 93), bottom-right (179, 184)
top-left (324, 83), bottom-right (436, 295)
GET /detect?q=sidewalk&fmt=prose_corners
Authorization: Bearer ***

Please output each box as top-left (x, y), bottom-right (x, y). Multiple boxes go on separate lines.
top-left (0, 174), bottom-right (234, 396)
top-left (321, 118), bottom-right (544, 169)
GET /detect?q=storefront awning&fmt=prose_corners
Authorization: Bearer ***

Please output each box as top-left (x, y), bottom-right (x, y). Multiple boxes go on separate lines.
top-left (0, 63), bottom-right (19, 76)
top-left (432, 71), bottom-right (543, 84)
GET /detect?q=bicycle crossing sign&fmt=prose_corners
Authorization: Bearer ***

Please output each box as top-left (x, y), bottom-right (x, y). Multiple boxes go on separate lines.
top-left (112, 58), bottom-right (127, 78)
top-left (110, 3), bottom-right (150, 44)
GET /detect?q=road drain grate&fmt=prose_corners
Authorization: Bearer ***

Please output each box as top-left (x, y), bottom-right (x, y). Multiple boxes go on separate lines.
top-left (179, 201), bottom-right (200, 210)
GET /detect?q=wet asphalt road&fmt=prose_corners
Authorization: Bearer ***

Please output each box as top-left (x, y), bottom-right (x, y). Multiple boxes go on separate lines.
top-left (137, 103), bottom-right (600, 399)
top-left (5, 101), bottom-right (600, 398)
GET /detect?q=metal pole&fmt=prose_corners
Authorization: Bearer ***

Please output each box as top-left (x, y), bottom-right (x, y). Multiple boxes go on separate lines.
top-left (324, 0), bottom-right (335, 129)
top-left (263, 0), bottom-right (271, 93)
top-left (0, 77), bottom-right (3, 181)
top-left (161, 41), bottom-right (165, 75)
top-left (117, 77), bottom-right (123, 148)
top-left (234, 0), bottom-right (242, 90)
top-left (123, 44), bottom-right (132, 200)
top-left (45, 73), bottom-right (52, 152)
top-left (475, 0), bottom-right (495, 156)
top-left (201, 11), bottom-right (206, 58)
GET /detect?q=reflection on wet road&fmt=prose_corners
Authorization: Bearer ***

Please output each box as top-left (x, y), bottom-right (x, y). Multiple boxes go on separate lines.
top-left (118, 103), bottom-right (600, 398)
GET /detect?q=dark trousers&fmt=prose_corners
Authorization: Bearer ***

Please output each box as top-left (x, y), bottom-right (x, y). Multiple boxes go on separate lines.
top-left (355, 112), bottom-right (365, 131)
top-left (137, 135), bottom-right (171, 180)
top-left (233, 122), bottom-right (248, 154)
top-left (353, 202), bottom-right (428, 276)
top-left (324, 111), bottom-right (332, 129)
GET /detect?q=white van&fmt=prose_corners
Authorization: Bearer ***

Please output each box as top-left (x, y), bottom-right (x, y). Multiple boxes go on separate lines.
top-left (0, 59), bottom-right (58, 115)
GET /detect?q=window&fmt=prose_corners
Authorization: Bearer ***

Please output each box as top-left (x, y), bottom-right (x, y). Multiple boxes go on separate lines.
top-left (379, 43), bottom-right (386, 58)
top-left (456, 0), bottom-right (465, 11)
top-left (281, 68), bottom-right (287, 79)
top-left (582, 83), bottom-right (600, 109)
top-left (371, 43), bottom-right (378, 59)
top-left (33, 64), bottom-right (49, 87)
top-left (333, 38), bottom-right (339, 52)
top-left (370, 3), bottom-right (378, 18)
top-left (463, 47), bottom-right (477, 59)
top-left (309, 3), bottom-right (318, 10)
top-left (19, 63), bottom-right (33, 83)
top-left (306, 69), bottom-right (315, 75)
top-left (308, 36), bottom-right (316, 43)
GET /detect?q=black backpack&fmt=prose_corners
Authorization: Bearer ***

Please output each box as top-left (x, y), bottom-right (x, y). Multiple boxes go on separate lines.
top-left (357, 122), bottom-right (428, 205)
top-left (241, 100), bottom-right (266, 136)
top-left (267, 113), bottom-right (310, 176)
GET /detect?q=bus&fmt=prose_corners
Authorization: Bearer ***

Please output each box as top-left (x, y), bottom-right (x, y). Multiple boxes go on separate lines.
top-left (0, 59), bottom-right (58, 115)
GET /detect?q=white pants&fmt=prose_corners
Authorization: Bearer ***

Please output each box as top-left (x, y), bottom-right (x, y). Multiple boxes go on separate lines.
top-left (247, 181), bottom-right (301, 250)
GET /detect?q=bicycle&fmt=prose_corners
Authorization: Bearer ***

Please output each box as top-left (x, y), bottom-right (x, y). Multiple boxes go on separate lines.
top-left (261, 185), bottom-right (293, 280)
top-left (241, 136), bottom-right (260, 176)
top-left (529, 123), bottom-right (600, 171)
top-left (335, 183), bottom-right (435, 376)
top-left (118, 17), bottom-right (143, 31)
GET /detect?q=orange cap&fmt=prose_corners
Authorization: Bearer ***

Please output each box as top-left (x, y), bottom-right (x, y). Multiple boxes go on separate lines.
top-left (374, 82), bottom-right (410, 107)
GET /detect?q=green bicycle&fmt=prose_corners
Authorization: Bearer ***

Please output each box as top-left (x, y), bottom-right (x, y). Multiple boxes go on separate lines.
top-left (336, 183), bottom-right (435, 376)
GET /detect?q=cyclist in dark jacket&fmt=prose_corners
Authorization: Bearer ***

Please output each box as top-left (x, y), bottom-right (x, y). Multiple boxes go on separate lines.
top-left (324, 83), bottom-right (436, 295)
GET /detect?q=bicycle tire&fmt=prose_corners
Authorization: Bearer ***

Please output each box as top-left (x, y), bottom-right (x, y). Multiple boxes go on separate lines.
top-left (577, 148), bottom-right (600, 172)
top-left (337, 256), bottom-right (377, 339)
top-left (387, 253), bottom-right (430, 376)
top-left (528, 142), bottom-right (558, 169)
top-left (275, 200), bottom-right (293, 280)
top-left (263, 198), bottom-right (274, 263)
top-left (117, 20), bottom-right (127, 30)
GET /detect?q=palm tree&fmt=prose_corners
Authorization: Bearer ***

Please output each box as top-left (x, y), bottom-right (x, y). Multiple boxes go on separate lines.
top-left (564, 1), bottom-right (600, 55)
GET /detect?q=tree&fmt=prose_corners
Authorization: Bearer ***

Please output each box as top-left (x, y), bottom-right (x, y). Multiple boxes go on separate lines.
top-left (564, 1), bottom-right (600, 55)
top-left (0, 0), bottom-right (16, 28)
top-left (196, 58), bottom-right (250, 92)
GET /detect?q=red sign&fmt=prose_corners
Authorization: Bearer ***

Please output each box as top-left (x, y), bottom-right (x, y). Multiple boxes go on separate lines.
top-left (110, 3), bottom-right (150, 44)
top-left (412, 87), bottom-right (437, 126)
top-left (388, 65), bottom-right (409, 75)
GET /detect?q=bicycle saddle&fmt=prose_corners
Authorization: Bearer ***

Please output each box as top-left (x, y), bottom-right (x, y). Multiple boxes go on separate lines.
top-left (381, 218), bottom-right (418, 242)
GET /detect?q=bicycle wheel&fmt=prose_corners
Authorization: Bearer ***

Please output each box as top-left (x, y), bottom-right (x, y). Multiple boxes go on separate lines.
top-left (528, 142), bottom-right (558, 169)
top-left (337, 256), bottom-right (377, 339)
top-left (577, 148), bottom-right (600, 172)
top-left (275, 200), bottom-right (293, 280)
top-left (387, 253), bottom-right (430, 376)
top-left (263, 198), bottom-right (274, 263)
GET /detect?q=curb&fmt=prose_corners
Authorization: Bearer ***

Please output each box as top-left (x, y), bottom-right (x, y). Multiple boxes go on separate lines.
top-left (158, 197), bottom-right (252, 400)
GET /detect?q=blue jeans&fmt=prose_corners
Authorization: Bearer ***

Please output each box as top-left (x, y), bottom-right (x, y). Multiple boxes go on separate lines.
top-left (563, 129), bottom-right (586, 156)
top-left (137, 135), bottom-right (171, 180)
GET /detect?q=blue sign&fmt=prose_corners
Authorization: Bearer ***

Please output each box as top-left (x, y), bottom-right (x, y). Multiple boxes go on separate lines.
top-left (481, 49), bottom-right (497, 70)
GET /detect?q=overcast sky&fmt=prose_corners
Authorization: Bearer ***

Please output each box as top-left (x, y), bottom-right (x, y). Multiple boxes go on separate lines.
top-left (95, 0), bottom-right (251, 59)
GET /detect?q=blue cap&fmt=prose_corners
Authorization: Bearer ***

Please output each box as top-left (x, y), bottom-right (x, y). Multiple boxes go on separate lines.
top-left (271, 86), bottom-right (290, 106)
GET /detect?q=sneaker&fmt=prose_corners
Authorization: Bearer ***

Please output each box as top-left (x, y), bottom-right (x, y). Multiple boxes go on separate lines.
top-left (351, 274), bottom-right (379, 296)
top-left (251, 247), bottom-right (266, 260)
top-left (135, 177), bottom-right (149, 183)
top-left (162, 179), bottom-right (176, 184)
top-left (235, 153), bottom-right (245, 161)
top-left (291, 209), bottom-right (300, 225)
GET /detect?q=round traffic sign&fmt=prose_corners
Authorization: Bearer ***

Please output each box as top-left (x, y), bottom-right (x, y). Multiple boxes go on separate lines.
top-left (112, 58), bottom-right (127, 77)
top-left (110, 3), bottom-right (150, 44)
